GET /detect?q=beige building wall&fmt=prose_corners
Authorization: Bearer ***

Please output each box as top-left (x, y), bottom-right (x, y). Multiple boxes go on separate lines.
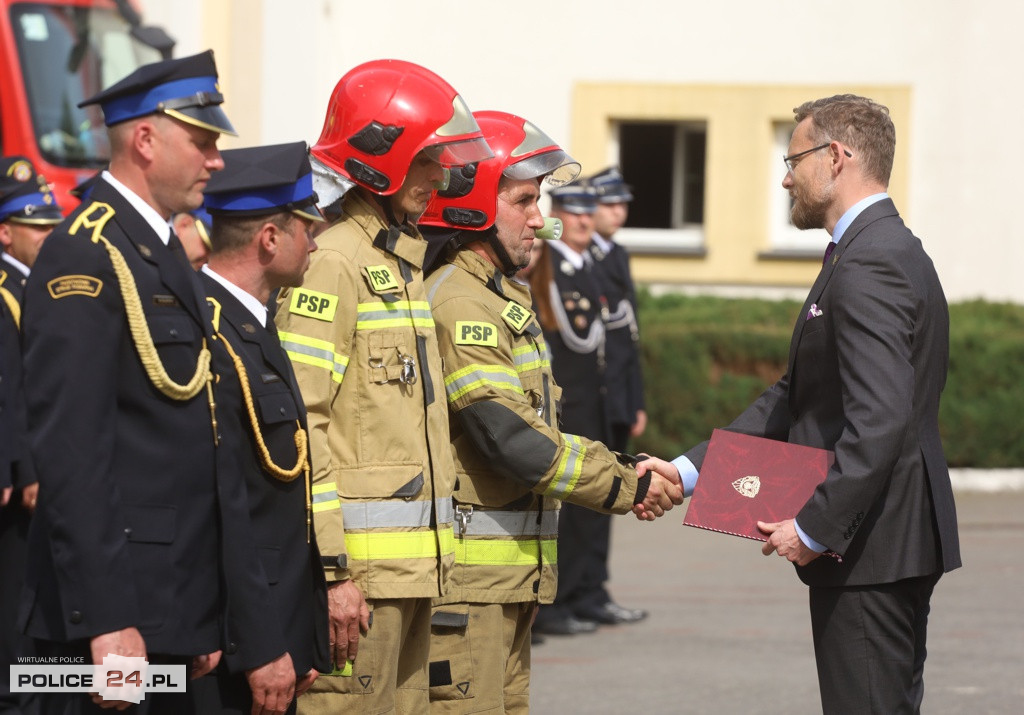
top-left (139, 0), bottom-right (1024, 303)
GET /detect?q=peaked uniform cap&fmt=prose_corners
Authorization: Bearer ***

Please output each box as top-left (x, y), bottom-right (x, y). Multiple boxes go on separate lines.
top-left (0, 156), bottom-right (63, 224)
top-left (549, 180), bottom-right (597, 215)
top-left (79, 50), bottom-right (236, 135)
top-left (203, 142), bottom-right (324, 222)
top-left (589, 166), bottom-right (634, 203)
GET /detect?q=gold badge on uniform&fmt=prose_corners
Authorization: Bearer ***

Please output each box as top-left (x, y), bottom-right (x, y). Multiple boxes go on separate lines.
top-left (47, 275), bottom-right (103, 300)
top-left (455, 321), bottom-right (498, 347)
top-left (363, 265), bottom-right (400, 294)
top-left (500, 301), bottom-right (532, 334)
top-left (578, 297), bottom-right (591, 311)
top-left (8, 160), bottom-right (32, 182)
top-left (573, 315), bottom-right (589, 330)
top-left (289, 287), bottom-right (339, 322)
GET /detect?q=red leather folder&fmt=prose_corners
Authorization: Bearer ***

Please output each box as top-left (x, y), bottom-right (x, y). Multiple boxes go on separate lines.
top-left (683, 429), bottom-right (834, 542)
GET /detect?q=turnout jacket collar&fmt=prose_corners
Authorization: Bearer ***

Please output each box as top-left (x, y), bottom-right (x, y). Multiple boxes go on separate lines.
top-left (343, 192), bottom-right (427, 269)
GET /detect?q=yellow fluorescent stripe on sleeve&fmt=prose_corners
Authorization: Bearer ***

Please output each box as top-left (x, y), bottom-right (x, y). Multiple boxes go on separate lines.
top-left (310, 482), bottom-right (340, 513)
top-left (443, 363), bottom-right (523, 402)
top-left (279, 331), bottom-right (349, 383)
top-left (356, 301), bottom-right (435, 330)
top-left (546, 434), bottom-right (586, 499)
top-left (344, 528), bottom-right (454, 561)
top-left (454, 538), bottom-right (557, 566)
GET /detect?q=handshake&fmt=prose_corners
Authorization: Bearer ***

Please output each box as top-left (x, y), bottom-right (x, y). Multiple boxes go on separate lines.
top-left (629, 455), bottom-right (685, 522)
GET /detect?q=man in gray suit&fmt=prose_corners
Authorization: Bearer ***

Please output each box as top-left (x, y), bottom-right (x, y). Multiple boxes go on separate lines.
top-left (639, 94), bottom-right (960, 714)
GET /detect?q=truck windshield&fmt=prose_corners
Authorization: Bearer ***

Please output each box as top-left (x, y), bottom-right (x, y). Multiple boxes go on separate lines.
top-left (10, 3), bottom-right (162, 167)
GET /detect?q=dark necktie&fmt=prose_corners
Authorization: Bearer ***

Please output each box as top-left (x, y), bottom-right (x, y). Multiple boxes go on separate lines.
top-left (822, 241), bottom-right (836, 266)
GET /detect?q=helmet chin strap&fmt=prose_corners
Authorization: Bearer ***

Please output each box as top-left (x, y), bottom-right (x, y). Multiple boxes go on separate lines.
top-left (483, 226), bottom-right (527, 278)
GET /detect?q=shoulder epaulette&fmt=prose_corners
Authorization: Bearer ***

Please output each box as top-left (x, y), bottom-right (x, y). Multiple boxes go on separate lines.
top-left (68, 202), bottom-right (116, 244)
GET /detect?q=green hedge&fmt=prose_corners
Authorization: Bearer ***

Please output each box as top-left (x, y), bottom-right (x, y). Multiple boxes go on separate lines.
top-left (632, 294), bottom-right (1024, 468)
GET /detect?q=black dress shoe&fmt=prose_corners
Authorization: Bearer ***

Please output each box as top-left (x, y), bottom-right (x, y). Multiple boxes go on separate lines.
top-left (575, 601), bottom-right (649, 625)
top-left (533, 615), bottom-right (599, 636)
top-left (530, 631), bottom-right (546, 646)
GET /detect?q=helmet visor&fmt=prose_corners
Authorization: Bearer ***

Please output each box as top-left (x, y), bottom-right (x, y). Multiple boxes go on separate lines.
top-left (423, 136), bottom-right (494, 167)
top-left (503, 148), bottom-right (581, 187)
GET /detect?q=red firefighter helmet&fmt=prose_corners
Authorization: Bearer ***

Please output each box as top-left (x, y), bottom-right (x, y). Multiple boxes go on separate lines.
top-left (311, 59), bottom-right (493, 196)
top-left (420, 110), bottom-right (580, 231)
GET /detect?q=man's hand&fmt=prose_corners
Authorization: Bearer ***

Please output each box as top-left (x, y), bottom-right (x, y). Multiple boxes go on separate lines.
top-left (295, 668), bottom-right (318, 698)
top-left (190, 650), bottom-right (221, 679)
top-left (758, 519), bottom-right (822, 566)
top-left (327, 579), bottom-right (369, 669)
top-left (89, 627), bottom-right (147, 711)
top-left (630, 409), bottom-right (648, 438)
top-left (1, 486), bottom-right (10, 507)
top-left (632, 457), bottom-right (683, 520)
top-left (246, 652), bottom-right (296, 715)
top-left (21, 482), bottom-right (39, 514)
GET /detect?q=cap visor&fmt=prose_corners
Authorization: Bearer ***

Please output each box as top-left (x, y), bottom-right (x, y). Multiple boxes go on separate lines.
top-left (504, 149), bottom-right (580, 186)
top-left (293, 203), bottom-right (326, 223)
top-left (164, 105), bottom-right (238, 136)
top-left (10, 208), bottom-right (64, 224)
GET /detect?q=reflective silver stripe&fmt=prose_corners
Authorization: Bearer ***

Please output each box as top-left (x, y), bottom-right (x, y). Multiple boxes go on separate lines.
top-left (444, 364), bottom-right (523, 402)
top-left (340, 497), bottom-right (454, 530)
top-left (461, 509), bottom-right (559, 538)
top-left (547, 434), bottom-right (585, 499)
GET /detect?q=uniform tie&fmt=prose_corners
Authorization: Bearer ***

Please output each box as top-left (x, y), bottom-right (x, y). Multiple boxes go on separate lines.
top-left (822, 240), bottom-right (836, 266)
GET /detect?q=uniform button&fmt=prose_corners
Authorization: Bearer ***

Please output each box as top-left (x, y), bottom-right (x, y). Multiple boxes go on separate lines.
top-left (124, 527), bottom-right (132, 537)
top-left (169, 329), bottom-right (179, 338)
top-left (279, 407), bottom-right (286, 416)
top-left (226, 642), bottom-right (238, 655)
top-left (70, 611), bottom-right (83, 624)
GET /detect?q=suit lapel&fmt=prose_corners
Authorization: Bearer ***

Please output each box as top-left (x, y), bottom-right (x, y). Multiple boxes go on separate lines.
top-left (786, 198), bottom-right (900, 375)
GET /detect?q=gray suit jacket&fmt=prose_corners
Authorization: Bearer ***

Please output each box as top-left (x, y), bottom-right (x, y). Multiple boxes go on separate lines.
top-left (685, 198), bottom-right (961, 588)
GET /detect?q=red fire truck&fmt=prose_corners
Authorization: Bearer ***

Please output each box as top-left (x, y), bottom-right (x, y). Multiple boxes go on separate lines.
top-left (0, 0), bottom-right (172, 211)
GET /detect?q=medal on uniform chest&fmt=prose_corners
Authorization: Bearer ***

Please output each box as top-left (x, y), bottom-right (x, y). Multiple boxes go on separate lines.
top-left (574, 315), bottom-right (589, 329)
top-left (578, 297), bottom-right (591, 311)
top-left (560, 260), bottom-right (575, 276)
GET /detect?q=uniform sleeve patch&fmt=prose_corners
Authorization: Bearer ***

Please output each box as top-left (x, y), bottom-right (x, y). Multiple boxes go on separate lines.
top-left (289, 287), bottom-right (339, 322)
top-left (455, 321), bottom-right (499, 347)
top-left (363, 265), bottom-right (400, 294)
top-left (47, 275), bottom-right (103, 299)
top-left (500, 301), bottom-right (532, 334)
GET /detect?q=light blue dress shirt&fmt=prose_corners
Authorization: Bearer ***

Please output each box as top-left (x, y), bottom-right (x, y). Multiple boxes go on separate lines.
top-left (673, 193), bottom-right (889, 553)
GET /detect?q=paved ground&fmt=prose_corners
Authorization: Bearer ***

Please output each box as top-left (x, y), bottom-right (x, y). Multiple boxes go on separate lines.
top-left (530, 489), bottom-right (1024, 714)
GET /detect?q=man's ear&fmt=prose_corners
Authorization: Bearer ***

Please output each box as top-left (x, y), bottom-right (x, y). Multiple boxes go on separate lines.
top-left (257, 220), bottom-right (281, 255)
top-left (0, 223), bottom-right (12, 250)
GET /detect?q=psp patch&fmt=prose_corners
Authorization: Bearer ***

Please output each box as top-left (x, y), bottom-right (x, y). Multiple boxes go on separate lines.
top-left (455, 321), bottom-right (498, 347)
top-left (363, 265), bottom-right (400, 294)
top-left (500, 301), bottom-right (532, 334)
top-left (47, 275), bottom-right (103, 299)
top-left (289, 288), bottom-right (338, 322)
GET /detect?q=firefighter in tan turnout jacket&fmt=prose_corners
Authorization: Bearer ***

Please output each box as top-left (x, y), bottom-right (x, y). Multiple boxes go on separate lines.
top-left (274, 60), bottom-right (494, 715)
top-left (419, 111), bottom-right (684, 714)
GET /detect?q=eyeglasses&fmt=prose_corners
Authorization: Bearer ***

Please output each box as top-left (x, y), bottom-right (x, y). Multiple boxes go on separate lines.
top-left (782, 142), bottom-right (831, 174)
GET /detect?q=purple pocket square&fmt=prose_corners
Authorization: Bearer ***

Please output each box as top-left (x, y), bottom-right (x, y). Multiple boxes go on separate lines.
top-left (806, 303), bottom-right (824, 321)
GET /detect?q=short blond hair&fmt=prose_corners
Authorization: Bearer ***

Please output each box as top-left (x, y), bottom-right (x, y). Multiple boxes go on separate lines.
top-left (795, 95), bottom-right (895, 186)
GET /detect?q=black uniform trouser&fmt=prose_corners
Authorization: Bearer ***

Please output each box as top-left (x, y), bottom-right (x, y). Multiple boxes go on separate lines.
top-left (0, 494), bottom-right (34, 714)
top-left (809, 572), bottom-right (941, 715)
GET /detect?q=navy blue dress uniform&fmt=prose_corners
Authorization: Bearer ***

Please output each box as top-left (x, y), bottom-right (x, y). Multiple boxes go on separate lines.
top-left (587, 168), bottom-right (645, 453)
top-left (193, 143), bottom-right (331, 712)
top-left (535, 184), bottom-right (614, 634)
top-left (0, 156), bottom-right (63, 711)
top-left (16, 51), bottom-right (252, 713)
